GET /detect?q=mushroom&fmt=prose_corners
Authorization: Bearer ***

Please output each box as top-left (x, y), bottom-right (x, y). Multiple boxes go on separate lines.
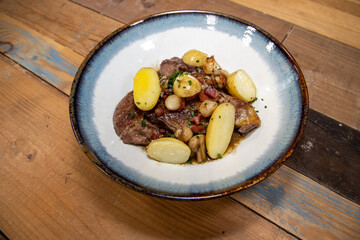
top-left (188, 135), bottom-right (206, 163)
top-left (174, 127), bottom-right (193, 143)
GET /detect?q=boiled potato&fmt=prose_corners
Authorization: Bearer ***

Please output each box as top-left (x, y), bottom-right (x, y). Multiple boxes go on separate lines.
top-left (182, 49), bottom-right (208, 67)
top-left (227, 70), bottom-right (256, 102)
top-left (206, 103), bottom-right (235, 159)
top-left (147, 138), bottom-right (191, 164)
top-left (173, 74), bottom-right (201, 98)
top-left (133, 67), bottom-right (161, 111)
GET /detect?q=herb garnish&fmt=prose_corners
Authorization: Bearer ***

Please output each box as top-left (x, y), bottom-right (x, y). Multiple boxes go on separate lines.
top-left (141, 120), bottom-right (146, 127)
top-left (168, 70), bottom-right (188, 90)
top-left (217, 153), bottom-right (222, 159)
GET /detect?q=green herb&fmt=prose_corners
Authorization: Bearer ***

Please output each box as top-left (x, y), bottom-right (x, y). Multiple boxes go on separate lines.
top-left (256, 110), bottom-right (259, 113)
top-left (249, 97), bottom-right (258, 103)
top-left (211, 118), bottom-right (213, 120)
top-left (141, 120), bottom-right (146, 127)
top-left (188, 121), bottom-right (192, 126)
top-left (191, 112), bottom-right (195, 117)
top-left (196, 60), bottom-right (199, 63)
top-left (200, 122), bottom-right (204, 125)
top-left (217, 153), bottom-right (222, 159)
top-left (186, 115), bottom-right (189, 119)
top-left (261, 98), bottom-right (264, 101)
top-left (219, 115), bottom-right (221, 119)
top-left (265, 105), bottom-right (267, 109)
top-left (168, 70), bottom-right (188, 90)
top-left (136, 102), bottom-right (140, 105)
top-left (130, 114), bottom-right (136, 119)
top-left (217, 84), bottom-right (221, 89)
top-left (145, 102), bottom-right (147, 105)
top-left (183, 86), bottom-right (186, 88)
top-left (188, 80), bottom-right (192, 86)
top-left (196, 136), bottom-right (199, 139)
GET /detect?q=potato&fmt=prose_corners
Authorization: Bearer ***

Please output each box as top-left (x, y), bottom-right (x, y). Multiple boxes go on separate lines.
top-left (227, 70), bottom-right (256, 102)
top-left (133, 67), bottom-right (161, 111)
top-left (206, 103), bottom-right (235, 159)
top-left (147, 138), bottom-right (191, 164)
top-left (182, 49), bottom-right (208, 67)
top-left (173, 74), bottom-right (201, 98)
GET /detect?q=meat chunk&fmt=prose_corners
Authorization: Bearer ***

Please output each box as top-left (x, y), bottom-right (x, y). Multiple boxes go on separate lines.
top-left (219, 92), bottom-right (261, 134)
top-left (113, 92), bottom-right (158, 145)
top-left (159, 57), bottom-right (202, 77)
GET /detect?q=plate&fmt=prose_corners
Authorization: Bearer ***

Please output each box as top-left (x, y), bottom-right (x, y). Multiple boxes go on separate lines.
top-left (69, 10), bottom-right (308, 200)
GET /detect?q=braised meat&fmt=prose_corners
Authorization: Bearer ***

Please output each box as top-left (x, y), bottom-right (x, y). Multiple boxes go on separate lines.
top-left (113, 56), bottom-right (261, 148)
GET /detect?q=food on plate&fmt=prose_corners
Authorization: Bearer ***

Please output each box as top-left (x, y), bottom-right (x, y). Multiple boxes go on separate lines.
top-left (133, 67), bottom-right (161, 111)
top-left (147, 138), bottom-right (191, 164)
top-left (113, 50), bottom-right (261, 164)
top-left (206, 103), bottom-right (235, 159)
top-left (227, 69), bottom-right (256, 102)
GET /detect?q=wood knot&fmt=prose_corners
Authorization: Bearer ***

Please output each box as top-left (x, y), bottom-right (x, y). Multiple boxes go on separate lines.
top-left (0, 41), bottom-right (14, 53)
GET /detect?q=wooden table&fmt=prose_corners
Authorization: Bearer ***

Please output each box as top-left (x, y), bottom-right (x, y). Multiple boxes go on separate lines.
top-left (0, 0), bottom-right (359, 239)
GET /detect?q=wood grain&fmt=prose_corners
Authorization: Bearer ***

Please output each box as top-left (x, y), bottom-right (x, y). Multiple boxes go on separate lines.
top-left (286, 109), bottom-right (360, 205)
top-left (0, 0), bottom-right (120, 56)
top-left (73, 0), bottom-right (293, 41)
top-left (0, 55), bottom-right (297, 240)
top-left (232, 166), bottom-right (360, 240)
top-left (230, 0), bottom-right (360, 49)
top-left (0, 13), bottom-right (83, 95)
top-left (283, 26), bottom-right (360, 131)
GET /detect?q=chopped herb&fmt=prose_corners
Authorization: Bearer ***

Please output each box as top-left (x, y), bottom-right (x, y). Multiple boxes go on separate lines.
top-left (219, 115), bottom-right (221, 119)
top-left (188, 121), bottom-right (192, 126)
top-left (212, 68), bottom-right (215, 73)
top-left (186, 115), bottom-right (189, 119)
top-left (200, 122), bottom-right (204, 125)
top-left (256, 110), bottom-right (259, 113)
top-left (167, 133), bottom-right (172, 137)
top-left (265, 105), bottom-right (267, 109)
top-left (183, 86), bottom-right (186, 88)
top-left (211, 118), bottom-right (213, 120)
top-left (196, 60), bottom-right (200, 63)
top-left (178, 84), bottom-right (181, 88)
top-left (261, 98), bottom-right (264, 101)
top-left (249, 97), bottom-right (258, 103)
top-left (145, 102), bottom-right (147, 105)
top-left (168, 70), bottom-right (188, 90)
top-left (186, 158), bottom-right (192, 164)
top-left (196, 136), bottom-right (199, 139)
top-left (141, 120), bottom-right (146, 127)
top-left (204, 103), bottom-right (207, 106)
top-left (217, 84), bottom-right (221, 89)
top-left (130, 114), bottom-right (136, 119)
top-left (136, 102), bottom-right (140, 105)
top-left (188, 80), bottom-right (192, 86)
top-left (191, 112), bottom-right (195, 117)
top-left (217, 153), bottom-right (222, 159)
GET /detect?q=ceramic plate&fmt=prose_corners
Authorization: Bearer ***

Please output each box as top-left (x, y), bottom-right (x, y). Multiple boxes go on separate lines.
top-left (69, 10), bottom-right (308, 200)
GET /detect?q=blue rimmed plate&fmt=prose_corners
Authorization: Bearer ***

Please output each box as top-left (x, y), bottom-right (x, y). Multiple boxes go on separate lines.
top-left (69, 10), bottom-right (308, 200)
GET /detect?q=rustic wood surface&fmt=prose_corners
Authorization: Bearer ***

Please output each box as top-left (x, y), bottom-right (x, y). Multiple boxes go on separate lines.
top-left (0, 0), bottom-right (359, 239)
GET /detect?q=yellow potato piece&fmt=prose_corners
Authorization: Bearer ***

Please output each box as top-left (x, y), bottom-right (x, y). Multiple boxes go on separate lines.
top-left (133, 67), bottom-right (161, 111)
top-left (173, 74), bottom-right (202, 98)
top-left (227, 70), bottom-right (256, 102)
top-left (206, 103), bottom-right (235, 159)
top-left (182, 49), bottom-right (208, 67)
top-left (147, 138), bottom-right (191, 164)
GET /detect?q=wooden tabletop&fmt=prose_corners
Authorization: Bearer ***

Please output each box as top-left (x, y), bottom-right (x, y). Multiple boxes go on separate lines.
top-left (0, 0), bottom-right (359, 239)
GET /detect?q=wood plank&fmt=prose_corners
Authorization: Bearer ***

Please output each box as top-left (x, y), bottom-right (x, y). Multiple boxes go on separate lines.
top-left (0, 13), bottom-right (83, 95)
top-left (283, 26), bottom-right (360, 131)
top-left (0, 55), bottom-right (297, 240)
top-left (285, 109), bottom-right (360, 205)
top-left (230, 0), bottom-right (360, 49)
top-left (231, 165), bottom-right (360, 240)
top-left (0, 0), bottom-right (120, 57)
top-left (73, 0), bottom-right (293, 41)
